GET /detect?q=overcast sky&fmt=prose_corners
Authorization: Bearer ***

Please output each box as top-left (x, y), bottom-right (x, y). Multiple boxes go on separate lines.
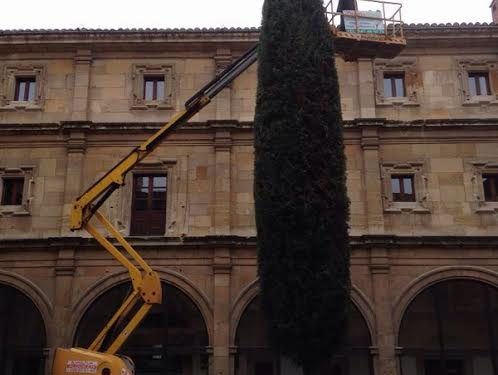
top-left (0, 0), bottom-right (494, 30)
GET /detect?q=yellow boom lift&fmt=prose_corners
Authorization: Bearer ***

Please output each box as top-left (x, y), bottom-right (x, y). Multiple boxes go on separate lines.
top-left (54, 1), bottom-right (404, 374)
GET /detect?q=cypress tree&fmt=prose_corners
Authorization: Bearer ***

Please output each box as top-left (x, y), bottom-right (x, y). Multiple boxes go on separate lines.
top-left (254, 0), bottom-right (351, 373)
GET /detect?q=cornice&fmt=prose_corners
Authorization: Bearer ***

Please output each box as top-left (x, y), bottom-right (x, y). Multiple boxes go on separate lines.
top-left (0, 24), bottom-right (497, 53)
top-left (0, 29), bottom-right (260, 54)
top-left (2, 235), bottom-right (498, 251)
top-left (2, 119), bottom-right (498, 136)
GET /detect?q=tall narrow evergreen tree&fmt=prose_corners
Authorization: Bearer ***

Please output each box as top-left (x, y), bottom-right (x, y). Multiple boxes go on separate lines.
top-left (254, 0), bottom-right (351, 373)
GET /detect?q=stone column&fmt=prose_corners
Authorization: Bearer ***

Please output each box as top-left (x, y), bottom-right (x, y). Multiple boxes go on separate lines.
top-left (360, 123), bottom-right (384, 234)
top-left (45, 247), bottom-right (76, 375)
top-left (357, 59), bottom-right (376, 119)
top-left (370, 248), bottom-right (397, 375)
top-left (61, 127), bottom-right (88, 236)
top-left (212, 248), bottom-right (232, 375)
top-left (213, 129), bottom-right (232, 235)
top-left (214, 48), bottom-right (233, 120)
top-left (52, 248), bottom-right (76, 347)
top-left (72, 49), bottom-right (92, 121)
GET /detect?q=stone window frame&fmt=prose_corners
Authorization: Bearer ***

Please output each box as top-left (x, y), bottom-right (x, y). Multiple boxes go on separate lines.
top-left (0, 166), bottom-right (35, 216)
top-left (374, 58), bottom-right (421, 107)
top-left (381, 161), bottom-right (430, 214)
top-left (131, 64), bottom-right (174, 110)
top-left (115, 160), bottom-right (179, 236)
top-left (0, 64), bottom-right (46, 111)
top-left (457, 59), bottom-right (498, 106)
top-left (470, 161), bottom-right (498, 213)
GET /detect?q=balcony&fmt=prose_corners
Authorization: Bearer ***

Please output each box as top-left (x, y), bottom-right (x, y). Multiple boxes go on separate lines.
top-left (325, 0), bottom-right (406, 61)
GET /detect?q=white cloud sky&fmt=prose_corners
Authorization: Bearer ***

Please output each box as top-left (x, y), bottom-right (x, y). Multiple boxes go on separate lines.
top-left (0, 0), bottom-right (494, 30)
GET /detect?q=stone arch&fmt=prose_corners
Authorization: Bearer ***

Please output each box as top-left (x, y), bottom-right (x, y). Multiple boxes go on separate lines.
top-left (0, 269), bottom-right (52, 344)
top-left (69, 268), bottom-right (213, 346)
top-left (351, 285), bottom-right (377, 345)
top-left (230, 278), bottom-right (376, 346)
top-left (230, 279), bottom-right (260, 345)
top-left (392, 265), bottom-right (498, 344)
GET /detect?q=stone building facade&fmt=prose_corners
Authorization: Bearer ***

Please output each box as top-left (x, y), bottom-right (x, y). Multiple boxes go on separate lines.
top-left (0, 20), bottom-right (498, 375)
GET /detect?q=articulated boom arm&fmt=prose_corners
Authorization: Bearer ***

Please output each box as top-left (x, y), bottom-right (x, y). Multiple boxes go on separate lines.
top-left (69, 44), bottom-right (258, 355)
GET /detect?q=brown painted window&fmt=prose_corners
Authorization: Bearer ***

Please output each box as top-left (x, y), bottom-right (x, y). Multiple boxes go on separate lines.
top-left (383, 73), bottom-right (405, 97)
top-left (483, 174), bottom-right (498, 202)
top-left (130, 174), bottom-right (167, 236)
top-left (468, 72), bottom-right (491, 96)
top-left (144, 76), bottom-right (165, 101)
top-left (391, 175), bottom-right (415, 202)
top-left (14, 77), bottom-right (37, 102)
top-left (1, 178), bottom-right (24, 205)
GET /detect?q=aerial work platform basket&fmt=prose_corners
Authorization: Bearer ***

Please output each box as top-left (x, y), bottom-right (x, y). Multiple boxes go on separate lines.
top-left (325, 0), bottom-right (406, 61)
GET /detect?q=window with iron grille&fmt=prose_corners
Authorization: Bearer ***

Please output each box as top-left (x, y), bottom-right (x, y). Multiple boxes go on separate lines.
top-left (483, 174), bottom-right (498, 202)
top-left (468, 72), bottom-right (491, 97)
top-left (130, 174), bottom-right (167, 236)
top-left (383, 73), bottom-right (406, 98)
top-left (391, 175), bottom-right (415, 202)
top-left (14, 77), bottom-right (37, 102)
top-left (1, 177), bottom-right (24, 206)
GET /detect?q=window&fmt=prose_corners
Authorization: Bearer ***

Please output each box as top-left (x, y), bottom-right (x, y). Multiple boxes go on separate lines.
top-left (14, 77), bottom-right (37, 102)
top-left (1, 66), bottom-right (44, 110)
top-left (383, 73), bottom-right (406, 98)
top-left (375, 59), bottom-right (420, 106)
top-left (144, 76), bottom-right (165, 101)
top-left (382, 162), bottom-right (429, 213)
top-left (468, 72), bottom-right (491, 97)
top-left (1, 178), bottom-right (24, 206)
top-left (391, 175), bottom-right (415, 202)
top-left (130, 174), bottom-right (167, 236)
top-left (131, 64), bottom-right (174, 110)
top-left (483, 174), bottom-right (498, 202)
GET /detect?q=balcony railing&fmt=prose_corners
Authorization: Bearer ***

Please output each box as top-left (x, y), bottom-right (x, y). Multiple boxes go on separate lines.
top-left (324, 0), bottom-right (405, 60)
top-left (325, 0), bottom-right (404, 40)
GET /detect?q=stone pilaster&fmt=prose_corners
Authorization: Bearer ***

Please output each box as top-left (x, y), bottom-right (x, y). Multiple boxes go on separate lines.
top-left (213, 128), bottom-right (232, 235)
top-left (370, 248), bottom-right (397, 375)
top-left (61, 125), bottom-right (88, 236)
top-left (72, 50), bottom-right (92, 121)
top-left (357, 59), bottom-right (376, 119)
top-left (214, 49), bottom-right (233, 120)
top-left (212, 248), bottom-right (232, 375)
top-left (52, 248), bottom-right (76, 348)
top-left (360, 122), bottom-right (385, 234)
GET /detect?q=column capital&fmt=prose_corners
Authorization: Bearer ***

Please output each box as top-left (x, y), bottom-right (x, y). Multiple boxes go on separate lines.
top-left (369, 247), bottom-right (391, 274)
top-left (74, 49), bottom-right (92, 64)
top-left (360, 125), bottom-right (380, 150)
top-left (214, 48), bottom-right (233, 75)
top-left (55, 249), bottom-right (76, 276)
top-left (213, 248), bottom-right (232, 274)
top-left (214, 129), bottom-right (233, 152)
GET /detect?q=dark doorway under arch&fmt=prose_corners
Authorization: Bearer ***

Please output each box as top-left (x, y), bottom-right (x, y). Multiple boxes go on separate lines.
top-left (75, 282), bottom-right (209, 375)
top-left (234, 296), bottom-right (372, 375)
top-left (399, 280), bottom-right (498, 375)
top-left (0, 283), bottom-right (47, 375)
